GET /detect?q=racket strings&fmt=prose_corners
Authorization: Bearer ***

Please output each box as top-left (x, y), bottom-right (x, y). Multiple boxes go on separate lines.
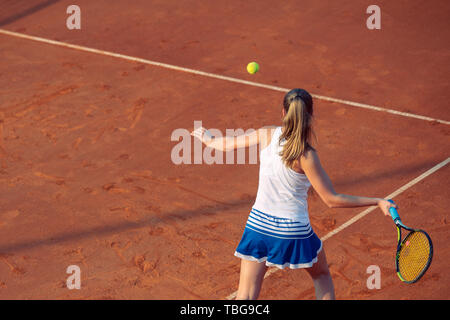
top-left (397, 231), bottom-right (431, 282)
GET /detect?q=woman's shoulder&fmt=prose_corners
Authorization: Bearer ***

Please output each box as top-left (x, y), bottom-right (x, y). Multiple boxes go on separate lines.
top-left (304, 144), bottom-right (317, 156)
top-left (257, 126), bottom-right (279, 148)
top-left (299, 146), bottom-right (320, 171)
top-left (301, 145), bottom-right (317, 160)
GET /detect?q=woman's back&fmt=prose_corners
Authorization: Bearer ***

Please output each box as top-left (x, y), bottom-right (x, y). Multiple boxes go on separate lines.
top-left (253, 126), bottom-right (311, 223)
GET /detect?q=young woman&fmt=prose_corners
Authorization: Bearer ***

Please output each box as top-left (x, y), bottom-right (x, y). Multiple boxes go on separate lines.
top-left (191, 88), bottom-right (396, 300)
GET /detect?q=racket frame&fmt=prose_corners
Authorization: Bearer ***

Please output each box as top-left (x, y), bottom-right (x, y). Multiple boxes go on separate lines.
top-left (393, 221), bottom-right (433, 283)
top-left (388, 199), bottom-right (434, 284)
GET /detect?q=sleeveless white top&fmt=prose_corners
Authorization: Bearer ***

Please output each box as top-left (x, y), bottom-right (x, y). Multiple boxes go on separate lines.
top-left (252, 127), bottom-right (311, 223)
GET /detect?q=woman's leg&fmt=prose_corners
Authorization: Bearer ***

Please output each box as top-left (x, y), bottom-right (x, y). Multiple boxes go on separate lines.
top-left (304, 249), bottom-right (335, 300)
top-left (236, 259), bottom-right (268, 300)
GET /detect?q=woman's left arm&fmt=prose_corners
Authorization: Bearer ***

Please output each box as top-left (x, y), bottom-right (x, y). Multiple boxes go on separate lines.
top-left (191, 126), bottom-right (275, 151)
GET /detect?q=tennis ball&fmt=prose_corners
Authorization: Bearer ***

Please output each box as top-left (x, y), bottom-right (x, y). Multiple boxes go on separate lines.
top-left (247, 62), bottom-right (259, 74)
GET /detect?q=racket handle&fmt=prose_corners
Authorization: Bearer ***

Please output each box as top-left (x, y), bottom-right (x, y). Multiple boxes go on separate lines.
top-left (388, 199), bottom-right (401, 223)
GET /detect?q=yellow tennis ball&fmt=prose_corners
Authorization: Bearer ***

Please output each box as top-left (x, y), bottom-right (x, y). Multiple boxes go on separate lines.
top-left (247, 62), bottom-right (259, 74)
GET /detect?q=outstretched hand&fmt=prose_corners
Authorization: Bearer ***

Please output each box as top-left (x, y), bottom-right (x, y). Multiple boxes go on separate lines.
top-left (190, 126), bottom-right (214, 145)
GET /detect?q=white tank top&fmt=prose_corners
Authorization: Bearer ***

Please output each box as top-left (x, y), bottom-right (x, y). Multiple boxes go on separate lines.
top-left (252, 126), bottom-right (311, 223)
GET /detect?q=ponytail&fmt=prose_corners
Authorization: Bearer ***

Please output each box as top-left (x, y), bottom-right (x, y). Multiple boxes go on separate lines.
top-left (279, 89), bottom-right (314, 168)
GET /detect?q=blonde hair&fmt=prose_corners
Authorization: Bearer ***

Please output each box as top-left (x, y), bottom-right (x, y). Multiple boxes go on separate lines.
top-left (279, 89), bottom-right (314, 169)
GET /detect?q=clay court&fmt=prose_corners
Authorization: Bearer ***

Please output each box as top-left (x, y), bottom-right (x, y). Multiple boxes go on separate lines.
top-left (0, 0), bottom-right (449, 300)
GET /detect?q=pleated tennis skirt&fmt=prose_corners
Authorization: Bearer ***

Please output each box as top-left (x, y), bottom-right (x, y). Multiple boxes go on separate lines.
top-left (234, 208), bottom-right (322, 269)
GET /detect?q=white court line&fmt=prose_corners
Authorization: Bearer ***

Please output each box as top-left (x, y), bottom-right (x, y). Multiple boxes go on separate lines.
top-left (226, 157), bottom-right (450, 300)
top-left (0, 28), bottom-right (449, 126)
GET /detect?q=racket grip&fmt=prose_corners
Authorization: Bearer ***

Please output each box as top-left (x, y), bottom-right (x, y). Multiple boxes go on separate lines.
top-left (388, 199), bottom-right (401, 223)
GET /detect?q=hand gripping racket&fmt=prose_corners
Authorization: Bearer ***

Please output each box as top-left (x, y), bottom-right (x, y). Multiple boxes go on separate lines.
top-left (388, 200), bottom-right (433, 283)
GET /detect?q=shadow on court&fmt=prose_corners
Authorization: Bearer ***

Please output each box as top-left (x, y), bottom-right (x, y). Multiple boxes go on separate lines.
top-left (0, 158), bottom-right (439, 254)
top-left (0, 0), bottom-right (61, 27)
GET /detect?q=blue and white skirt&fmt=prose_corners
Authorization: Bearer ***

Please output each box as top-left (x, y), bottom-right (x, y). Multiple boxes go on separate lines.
top-left (234, 208), bottom-right (322, 269)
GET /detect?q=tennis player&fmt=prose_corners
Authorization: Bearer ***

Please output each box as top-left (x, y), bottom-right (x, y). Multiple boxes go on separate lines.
top-left (191, 88), bottom-right (397, 300)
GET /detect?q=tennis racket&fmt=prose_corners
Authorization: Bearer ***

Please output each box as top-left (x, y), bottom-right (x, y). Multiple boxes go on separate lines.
top-left (388, 199), bottom-right (433, 283)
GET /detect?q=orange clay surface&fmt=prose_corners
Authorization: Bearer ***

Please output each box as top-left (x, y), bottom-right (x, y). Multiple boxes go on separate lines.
top-left (0, 0), bottom-right (449, 299)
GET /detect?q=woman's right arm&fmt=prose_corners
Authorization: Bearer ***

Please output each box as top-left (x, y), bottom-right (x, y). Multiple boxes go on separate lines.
top-left (300, 149), bottom-right (396, 216)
